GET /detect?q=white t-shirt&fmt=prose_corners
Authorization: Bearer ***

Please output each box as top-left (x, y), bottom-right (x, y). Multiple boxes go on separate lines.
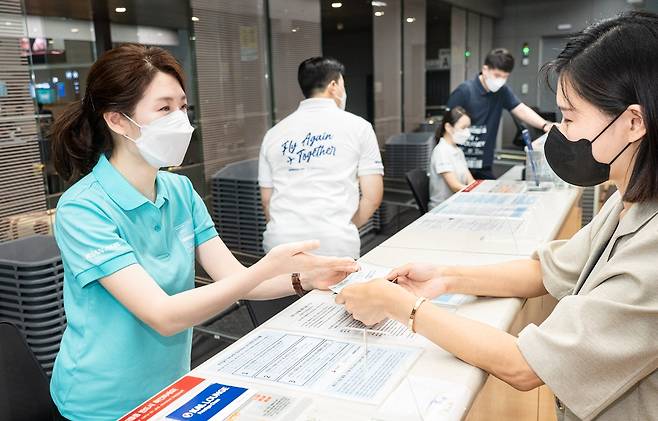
top-left (258, 98), bottom-right (384, 258)
top-left (428, 138), bottom-right (470, 209)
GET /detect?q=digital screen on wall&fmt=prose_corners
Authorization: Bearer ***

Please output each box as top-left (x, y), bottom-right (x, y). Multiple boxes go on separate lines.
top-left (19, 37), bottom-right (66, 64)
top-left (35, 87), bottom-right (55, 104)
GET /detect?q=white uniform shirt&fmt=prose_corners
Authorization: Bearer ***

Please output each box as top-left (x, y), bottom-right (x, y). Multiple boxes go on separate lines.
top-left (428, 138), bottom-right (470, 209)
top-left (258, 98), bottom-right (384, 258)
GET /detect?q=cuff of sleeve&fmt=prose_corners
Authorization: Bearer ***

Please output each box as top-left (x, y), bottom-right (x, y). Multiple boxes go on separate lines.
top-left (258, 180), bottom-right (273, 188)
top-left (508, 100), bottom-right (522, 111)
top-left (533, 243), bottom-right (569, 300)
top-left (517, 324), bottom-right (563, 395)
top-left (517, 325), bottom-right (589, 420)
top-left (357, 167), bottom-right (384, 177)
top-left (75, 252), bottom-right (138, 287)
top-left (435, 165), bottom-right (455, 174)
top-left (195, 226), bottom-right (218, 247)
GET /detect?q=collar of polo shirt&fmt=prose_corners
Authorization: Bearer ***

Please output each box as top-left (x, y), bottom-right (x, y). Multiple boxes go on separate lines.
top-left (298, 97), bottom-right (339, 110)
top-left (92, 154), bottom-right (169, 210)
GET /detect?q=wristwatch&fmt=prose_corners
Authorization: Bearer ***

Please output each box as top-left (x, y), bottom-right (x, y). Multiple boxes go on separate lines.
top-left (292, 272), bottom-right (308, 297)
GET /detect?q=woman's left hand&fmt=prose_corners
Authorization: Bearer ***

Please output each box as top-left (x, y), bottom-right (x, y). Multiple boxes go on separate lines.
top-left (301, 262), bottom-right (360, 291)
top-left (335, 278), bottom-right (410, 326)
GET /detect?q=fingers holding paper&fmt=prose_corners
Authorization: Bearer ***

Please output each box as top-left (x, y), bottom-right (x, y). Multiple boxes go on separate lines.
top-left (335, 278), bottom-right (410, 326)
top-left (386, 262), bottom-right (451, 299)
top-left (303, 259), bottom-right (360, 291)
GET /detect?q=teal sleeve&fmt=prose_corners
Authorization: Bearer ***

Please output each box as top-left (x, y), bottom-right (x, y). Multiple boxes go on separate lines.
top-left (187, 181), bottom-right (218, 247)
top-left (55, 202), bottom-right (138, 287)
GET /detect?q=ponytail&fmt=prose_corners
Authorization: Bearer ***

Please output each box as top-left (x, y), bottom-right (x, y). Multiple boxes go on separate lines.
top-left (50, 97), bottom-right (111, 182)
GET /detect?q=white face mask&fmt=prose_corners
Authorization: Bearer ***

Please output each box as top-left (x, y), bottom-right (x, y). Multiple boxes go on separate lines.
top-left (452, 128), bottom-right (471, 145)
top-left (484, 74), bottom-right (507, 93)
top-left (122, 110), bottom-right (194, 169)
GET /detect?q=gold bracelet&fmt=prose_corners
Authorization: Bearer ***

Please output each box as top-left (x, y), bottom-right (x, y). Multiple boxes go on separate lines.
top-left (408, 297), bottom-right (427, 333)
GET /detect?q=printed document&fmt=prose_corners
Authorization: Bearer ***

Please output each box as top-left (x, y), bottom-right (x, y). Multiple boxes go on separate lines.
top-left (197, 329), bottom-right (421, 404)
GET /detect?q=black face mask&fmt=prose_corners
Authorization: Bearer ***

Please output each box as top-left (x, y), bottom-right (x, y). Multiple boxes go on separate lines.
top-left (545, 111), bottom-right (631, 187)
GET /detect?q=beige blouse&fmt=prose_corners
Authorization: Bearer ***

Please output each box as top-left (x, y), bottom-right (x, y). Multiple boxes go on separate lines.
top-left (517, 191), bottom-right (658, 421)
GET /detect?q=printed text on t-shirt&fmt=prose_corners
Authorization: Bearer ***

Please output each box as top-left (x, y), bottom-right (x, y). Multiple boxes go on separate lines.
top-left (281, 132), bottom-right (337, 167)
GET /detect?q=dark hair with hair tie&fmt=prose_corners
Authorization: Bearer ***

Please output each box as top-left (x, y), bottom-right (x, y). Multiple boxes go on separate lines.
top-left (50, 44), bottom-right (186, 182)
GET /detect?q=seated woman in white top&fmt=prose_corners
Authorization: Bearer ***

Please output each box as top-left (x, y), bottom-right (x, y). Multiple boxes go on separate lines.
top-left (428, 106), bottom-right (476, 209)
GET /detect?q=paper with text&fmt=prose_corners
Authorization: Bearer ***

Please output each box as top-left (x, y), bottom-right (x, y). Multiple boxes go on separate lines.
top-left (197, 330), bottom-right (421, 404)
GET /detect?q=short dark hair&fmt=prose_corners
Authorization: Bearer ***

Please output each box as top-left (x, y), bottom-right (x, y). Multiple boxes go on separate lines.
top-left (437, 106), bottom-right (468, 141)
top-left (542, 11), bottom-right (658, 203)
top-left (297, 57), bottom-right (345, 98)
top-left (484, 48), bottom-right (514, 73)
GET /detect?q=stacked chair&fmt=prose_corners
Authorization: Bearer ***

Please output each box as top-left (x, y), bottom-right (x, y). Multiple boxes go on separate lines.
top-left (0, 235), bottom-right (65, 377)
top-left (384, 133), bottom-right (434, 179)
top-left (211, 159), bottom-right (266, 257)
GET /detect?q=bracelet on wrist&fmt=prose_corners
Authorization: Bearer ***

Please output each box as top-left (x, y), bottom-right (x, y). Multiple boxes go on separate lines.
top-left (408, 297), bottom-right (427, 333)
top-left (292, 272), bottom-right (309, 297)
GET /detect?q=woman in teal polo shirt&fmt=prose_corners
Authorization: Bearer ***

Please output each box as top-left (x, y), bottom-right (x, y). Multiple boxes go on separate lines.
top-left (48, 44), bottom-right (357, 420)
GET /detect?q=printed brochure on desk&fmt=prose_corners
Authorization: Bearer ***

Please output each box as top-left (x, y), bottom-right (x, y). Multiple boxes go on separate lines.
top-left (120, 375), bottom-right (311, 421)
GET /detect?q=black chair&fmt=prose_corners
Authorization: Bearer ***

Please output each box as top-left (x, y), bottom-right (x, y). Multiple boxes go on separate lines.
top-left (405, 169), bottom-right (430, 214)
top-left (0, 321), bottom-right (61, 420)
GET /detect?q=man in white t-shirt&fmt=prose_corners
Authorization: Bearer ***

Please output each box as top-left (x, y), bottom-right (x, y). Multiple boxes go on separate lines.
top-left (258, 57), bottom-right (384, 258)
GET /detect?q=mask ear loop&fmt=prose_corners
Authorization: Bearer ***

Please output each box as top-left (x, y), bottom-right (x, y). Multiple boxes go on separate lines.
top-left (591, 109), bottom-right (627, 143)
top-left (121, 113), bottom-right (142, 143)
top-left (608, 141), bottom-right (633, 166)
top-left (590, 109), bottom-right (631, 165)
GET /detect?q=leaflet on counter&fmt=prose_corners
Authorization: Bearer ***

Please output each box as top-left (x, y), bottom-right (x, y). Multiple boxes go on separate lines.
top-left (119, 374), bottom-right (312, 421)
top-left (195, 329), bottom-right (422, 405)
top-left (431, 192), bottom-right (538, 219)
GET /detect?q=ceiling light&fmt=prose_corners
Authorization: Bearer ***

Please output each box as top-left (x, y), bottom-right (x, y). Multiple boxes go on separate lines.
top-left (115, 7), bottom-right (126, 13)
top-left (331, 2), bottom-right (342, 8)
top-left (374, 11), bottom-right (384, 17)
top-left (70, 28), bottom-right (79, 33)
top-left (406, 17), bottom-right (416, 23)
top-left (372, 1), bottom-right (387, 6)
top-left (191, 16), bottom-right (200, 22)
top-left (291, 27), bottom-right (299, 33)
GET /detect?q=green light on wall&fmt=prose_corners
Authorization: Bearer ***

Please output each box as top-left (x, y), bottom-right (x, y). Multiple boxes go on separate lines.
top-left (465, 50), bottom-right (471, 58)
top-left (522, 43), bottom-right (531, 57)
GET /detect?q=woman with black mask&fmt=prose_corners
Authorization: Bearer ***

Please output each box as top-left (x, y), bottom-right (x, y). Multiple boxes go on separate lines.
top-left (335, 11), bottom-right (657, 421)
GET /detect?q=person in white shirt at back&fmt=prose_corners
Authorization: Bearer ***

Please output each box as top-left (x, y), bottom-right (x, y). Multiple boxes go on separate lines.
top-left (259, 57), bottom-right (384, 259)
top-left (428, 106), bottom-right (476, 210)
